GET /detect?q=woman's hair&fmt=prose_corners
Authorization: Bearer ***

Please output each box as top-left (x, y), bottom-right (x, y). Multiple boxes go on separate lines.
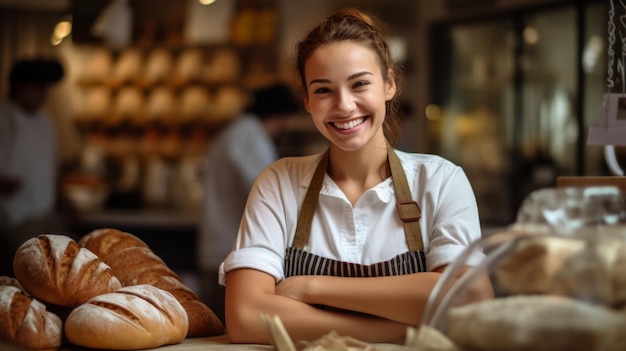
top-left (295, 8), bottom-right (404, 145)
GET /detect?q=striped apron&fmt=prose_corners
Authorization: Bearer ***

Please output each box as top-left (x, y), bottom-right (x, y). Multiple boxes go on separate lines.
top-left (284, 145), bottom-right (427, 278)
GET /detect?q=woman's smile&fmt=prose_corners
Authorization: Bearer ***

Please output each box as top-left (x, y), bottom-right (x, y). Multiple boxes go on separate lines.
top-left (331, 116), bottom-right (368, 131)
top-left (304, 41), bottom-right (395, 151)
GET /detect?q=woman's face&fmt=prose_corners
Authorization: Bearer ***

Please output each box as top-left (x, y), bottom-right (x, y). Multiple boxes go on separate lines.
top-left (303, 41), bottom-right (396, 152)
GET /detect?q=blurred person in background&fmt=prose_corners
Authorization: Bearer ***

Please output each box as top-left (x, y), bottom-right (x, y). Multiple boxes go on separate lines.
top-left (199, 82), bottom-right (301, 322)
top-left (0, 58), bottom-right (71, 276)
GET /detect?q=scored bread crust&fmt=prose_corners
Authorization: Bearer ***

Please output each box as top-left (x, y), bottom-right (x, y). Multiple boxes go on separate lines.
top-left (0, 285), bottom-right (62, 350)
top-left (0, 276), bottom-right (28, 295)
top-left (78, 228), bottom-right (149, 259)
top-left (13, 234), bottom-right (122, 307)
top-left (79, 228), bottom-right (225, 337)
top-left (64, 284), bottom-right (188, 350)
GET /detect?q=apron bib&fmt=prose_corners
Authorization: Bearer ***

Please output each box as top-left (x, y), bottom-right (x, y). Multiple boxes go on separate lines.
top-left (284, 145), bottom-right (427, 278)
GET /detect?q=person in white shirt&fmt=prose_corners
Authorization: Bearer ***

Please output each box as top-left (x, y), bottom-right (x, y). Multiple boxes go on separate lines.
top-left (221, 9), bottom-right (493, 344)
top-left (199, 83), bottom-right (301, 323)
top-left (0, 58), bottom-right (66, 276)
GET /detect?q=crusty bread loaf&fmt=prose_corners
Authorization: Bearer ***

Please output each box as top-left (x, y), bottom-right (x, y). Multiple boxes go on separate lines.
top-left (0, 276), bottom-right (27, 295)
top-left (446, 295), bottom-right (626, 351)
top-left (77, 228), bottom-right (149, 259)
top-left (13, 234), bottom-right (122, 307)
top-left (65, 284), bottom-right (188, 350)
top-left (0, 285), bottom-right (62, 350)
top-left (79, 228), bottom-right (225, 337)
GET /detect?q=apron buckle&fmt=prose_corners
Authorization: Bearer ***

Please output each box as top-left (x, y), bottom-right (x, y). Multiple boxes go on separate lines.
top-left (397, 201), bottom-right (421, 221)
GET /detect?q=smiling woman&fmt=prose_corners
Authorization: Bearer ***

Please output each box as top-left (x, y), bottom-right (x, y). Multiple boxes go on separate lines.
top-left (303, 40), bottom-right (395, 154)
top-left (219, 8), bottom-right (492, 345)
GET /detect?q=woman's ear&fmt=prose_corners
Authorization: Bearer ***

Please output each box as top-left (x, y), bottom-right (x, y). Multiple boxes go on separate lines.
top-left (385, 69), bottom-right (397, 101)
top-left (303, 94), bottom-right (311, 113)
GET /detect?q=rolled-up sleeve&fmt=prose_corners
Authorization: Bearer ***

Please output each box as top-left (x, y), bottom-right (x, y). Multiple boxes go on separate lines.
top-left (424, 165), bottom-right (484, 271)
top-left (218, 162), bottom-right (300, 285)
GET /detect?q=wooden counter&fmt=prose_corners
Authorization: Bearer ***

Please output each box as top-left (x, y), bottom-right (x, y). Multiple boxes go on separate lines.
top-left (57, 334), bottom-right (273, 351)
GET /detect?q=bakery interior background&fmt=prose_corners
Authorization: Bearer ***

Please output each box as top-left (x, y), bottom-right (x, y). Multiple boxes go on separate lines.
top-left (0, 0), bottom-right (618, 271)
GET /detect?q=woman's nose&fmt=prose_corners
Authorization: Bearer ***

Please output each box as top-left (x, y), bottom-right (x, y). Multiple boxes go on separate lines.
top-left (334, 89), bottom-right (356, 114)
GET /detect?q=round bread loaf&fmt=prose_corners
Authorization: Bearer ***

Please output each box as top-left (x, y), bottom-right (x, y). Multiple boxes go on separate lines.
top-left (0, 285), bottom-right (62, 350)
top-left (13, 234), bottom-right (122, 307)
top-left (0, 276), bottom-right (27, 295)
top-left (64, 284), bottom-right (188, 350)
top-left (79, 228), bottom-right (225, 337)
top-left (78, 228), bottom-right (149, 259)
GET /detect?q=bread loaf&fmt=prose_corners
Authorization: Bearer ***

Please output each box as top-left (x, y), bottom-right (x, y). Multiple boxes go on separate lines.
top-left (495, 236), bottom-right (626, 307)
top-left (0, 276), bottom-right (27, 295)
top-left (446, 295), bottom-right (626, 351)
top-left (0, 285), bottom-right (62, 350)
top-left (79, 228), bottom-right (225, 336)
top-left (13, 234), bottom-right (122, 307)
top-left (65, 284), bottom-right (188, 350)
top-left (494, 236), bottom-right (585, 296)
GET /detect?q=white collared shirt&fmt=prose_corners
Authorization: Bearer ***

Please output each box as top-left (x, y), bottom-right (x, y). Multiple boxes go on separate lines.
top-left (220, 150), bottom-right (483, 284)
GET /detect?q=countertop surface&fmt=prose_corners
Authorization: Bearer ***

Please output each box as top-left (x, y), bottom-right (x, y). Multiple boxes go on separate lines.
top-left (58, 334), bottom-right (273, 351)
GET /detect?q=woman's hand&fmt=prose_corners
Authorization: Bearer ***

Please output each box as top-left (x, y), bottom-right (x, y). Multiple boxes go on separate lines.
top-left (226, 269), bottom-right (408, 344)
top-left (275, 275), bottom-right (316, 303)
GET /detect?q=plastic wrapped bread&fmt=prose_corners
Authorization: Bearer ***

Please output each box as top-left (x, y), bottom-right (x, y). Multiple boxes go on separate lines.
top-left (446, 295), bottom-right (626, 351)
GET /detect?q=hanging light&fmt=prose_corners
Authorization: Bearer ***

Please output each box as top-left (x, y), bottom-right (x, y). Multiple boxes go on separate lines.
top-left (198, 0), bottom-right (217, 5)
top-left (523, 26), bottom-right (539, 45)
top-left (51, 16), bottom-right (72, 46)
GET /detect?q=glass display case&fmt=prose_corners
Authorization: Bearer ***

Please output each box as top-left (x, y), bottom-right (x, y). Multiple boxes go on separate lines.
top-left (418, 186), bottom-right (626, 351)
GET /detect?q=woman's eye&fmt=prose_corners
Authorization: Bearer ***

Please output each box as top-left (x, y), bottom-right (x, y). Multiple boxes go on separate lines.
top-left (353, 81), bottom-right (370, 89)
top-left (313, 87), bottom-right (331, 94)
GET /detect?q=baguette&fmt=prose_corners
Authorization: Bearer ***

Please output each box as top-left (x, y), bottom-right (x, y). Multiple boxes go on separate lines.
top-left (65, 284), bottom-right (188, 350)
top-left (79, 228), bottom-right (225, 336)
top-left (13, 234), bottom-right (122, 307)
top-left (0, 285), bottom-right (62, 350)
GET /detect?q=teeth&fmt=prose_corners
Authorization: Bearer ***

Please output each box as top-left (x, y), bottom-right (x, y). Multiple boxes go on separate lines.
top-left (333, 118), bottom-right (364, 130)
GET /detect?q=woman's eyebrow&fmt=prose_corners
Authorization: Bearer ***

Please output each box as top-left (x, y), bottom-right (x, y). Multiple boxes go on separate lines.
top-left (308, 71), bottom-right (374, 87)
top-left (309, 78), bottom-right (331, 86)
top-left (347, 71), bottom-right (373, 80)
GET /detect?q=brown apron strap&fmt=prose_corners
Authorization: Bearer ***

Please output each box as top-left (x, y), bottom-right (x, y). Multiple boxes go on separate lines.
top-left (292, 150), bottom-right (329, 249)
top-left (293, 144), bottom-right (423, 251)
top-left (387, 144), bottom-right (423, 251)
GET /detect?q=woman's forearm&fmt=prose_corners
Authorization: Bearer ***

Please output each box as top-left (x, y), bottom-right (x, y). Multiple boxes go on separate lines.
top-left (296, 273), bottom-right (442, 325)
top-left (276, 267), bottom-right (494, 325)
top-left (225, 269), bottom-right (409, 344)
